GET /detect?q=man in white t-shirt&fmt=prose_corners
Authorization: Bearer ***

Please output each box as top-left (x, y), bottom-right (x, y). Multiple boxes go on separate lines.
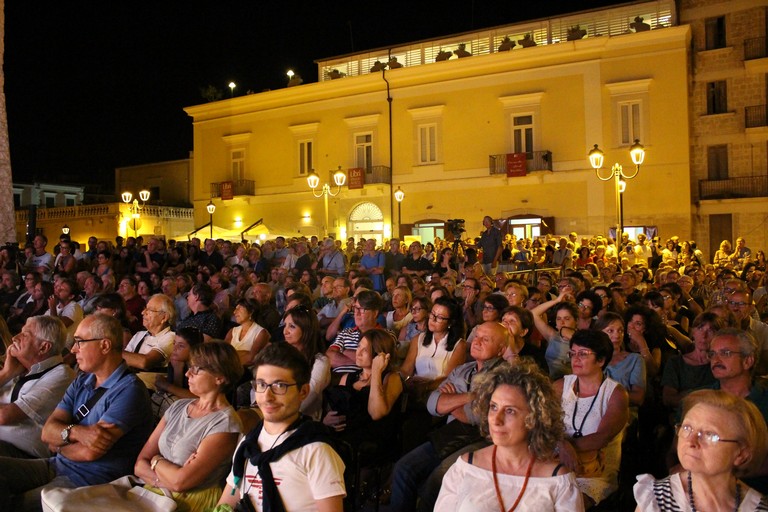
top-left (123, 294), bottom-right (176, 371)
top-left (217, 343), bottom-right (345, 511)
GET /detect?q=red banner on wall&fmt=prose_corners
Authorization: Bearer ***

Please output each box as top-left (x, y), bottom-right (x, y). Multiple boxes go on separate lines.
top-left (506, 153), bottom-right (527, 177)
top-left (220, 181), bottom-right (234, 200)
top-left (347, 168), bottom-right (365, 189)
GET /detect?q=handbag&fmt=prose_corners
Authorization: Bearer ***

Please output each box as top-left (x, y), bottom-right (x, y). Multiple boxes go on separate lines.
top-left (41, 475), bottom-right (177, 512)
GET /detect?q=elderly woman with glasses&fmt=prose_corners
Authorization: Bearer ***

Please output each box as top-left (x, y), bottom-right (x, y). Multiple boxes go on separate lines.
top-left (436, 359), bottom-right (583, 511)
top-left (135, 341), bottom-right (243, 511)
top-left (635, 389), bottom-right (768, 511)
top-left (555, 330), bottom-right (629, 509)
top-left (399, 297), bottom-right (466, 398)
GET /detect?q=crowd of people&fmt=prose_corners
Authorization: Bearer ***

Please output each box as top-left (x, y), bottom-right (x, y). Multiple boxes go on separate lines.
top-left (0, 224), bottom-right (766, 511)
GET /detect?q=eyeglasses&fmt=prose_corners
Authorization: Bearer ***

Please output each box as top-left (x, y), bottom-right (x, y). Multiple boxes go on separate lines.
top-left (462, 285), bottom-right (477, 290)
top-left (482, 305), bottom-right (497, 312)
top-left (727, 300), bottom-right (749, 308)
top-left (430, 312), bottom-right (450, 322)
top-left (73, 337), bottom-right (102, 349)
top-left (577, 302), bottom-right (592, 310)
top-left (188, 365), bottom-right (212, 376)
top-left (661, 295), bottom-right (673, 301)
top-left (706, 349), bottom-right (744, 359)
top-left (253, 380), bottom-right (299, 395)
top-left (675, 424), bottom-right (739, 446)
top-left (353, 306), bottom-right (370, 314)
top-left (567, 350), bottom-right (595, 359)
top-left (410, 307), bottom-right (423, 313)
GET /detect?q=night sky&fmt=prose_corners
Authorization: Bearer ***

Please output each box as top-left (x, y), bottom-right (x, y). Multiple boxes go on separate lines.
top-left (4, 1), bottom-right (627, 191)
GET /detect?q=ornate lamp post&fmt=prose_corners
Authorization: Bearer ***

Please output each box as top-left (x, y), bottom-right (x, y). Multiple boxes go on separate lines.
top-left (121, 189), bottom-right (150, 238)
top-left (394, 186), bottom-right (405, 238)
top-left (588, 140), bottom-right (645, 239)
top-left (206, 200), bottom-right (216, 239)
top-left (307, 167), bottom-right (346, 238)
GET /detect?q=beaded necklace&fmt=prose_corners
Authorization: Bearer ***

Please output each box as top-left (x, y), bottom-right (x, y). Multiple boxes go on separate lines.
top-left (492, 446), bottom-right (534, 512)
top-left (687, 471), bottom-right (741, 512)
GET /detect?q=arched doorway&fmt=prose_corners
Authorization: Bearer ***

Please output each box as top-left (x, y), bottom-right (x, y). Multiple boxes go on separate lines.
top-left (348, 202), bottom-right (384, 245)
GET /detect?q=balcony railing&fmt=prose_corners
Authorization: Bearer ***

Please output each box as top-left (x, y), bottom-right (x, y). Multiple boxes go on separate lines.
top-left (746, 105), bottom-right (768, 128)
top-left (210, 179), bottom-right (256, 198)
top-left (488, 151), bottom-right (553, 175)
top-left (326, 165), bottom-right (391, 185)
top-left (699, 176), bottom-right (768, 200)
top-left (14, 203), bottom-right (194, 221)
top-left (745, 36), bottom-right (767, 61)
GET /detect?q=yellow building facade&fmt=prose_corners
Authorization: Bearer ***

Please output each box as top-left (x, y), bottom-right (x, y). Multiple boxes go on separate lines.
top-left (185, 1), bottom-right (692, 247)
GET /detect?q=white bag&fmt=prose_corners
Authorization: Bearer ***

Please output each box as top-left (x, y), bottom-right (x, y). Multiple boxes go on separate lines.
top-left (41, 475), bottom-right (177, 512)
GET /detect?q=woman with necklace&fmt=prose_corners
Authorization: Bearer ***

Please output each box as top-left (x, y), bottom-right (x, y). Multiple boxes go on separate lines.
top-left (135, 341), bottom-right (243, 511)
top-left (554, 329), bottom-right (629, 509)
top-left (436, 359), bottom-right (583, 511)
top-left (634, 389), bottom-right (768, 511)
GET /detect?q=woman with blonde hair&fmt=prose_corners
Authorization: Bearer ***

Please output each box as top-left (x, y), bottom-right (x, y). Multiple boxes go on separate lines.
top-left (634, 389), bottom-right (768, 511)
top-left (436, 359), bottom-right (583, 511)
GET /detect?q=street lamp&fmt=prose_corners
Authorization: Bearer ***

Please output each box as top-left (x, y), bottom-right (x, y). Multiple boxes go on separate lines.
top-left (206, 200), bottom-right (216, 239)
top-left (228, 82), bottom-right (235, 98)
top-left (588, 139), bottom-right (645, 240)
top-left (61, 224), bottom-right (70, 236)
top-left (121, 189), bottom-right (150, 238)
top-left (394, 186), bottom-right (405, 237)
top-left (307, 166), bottom-right (347, 238)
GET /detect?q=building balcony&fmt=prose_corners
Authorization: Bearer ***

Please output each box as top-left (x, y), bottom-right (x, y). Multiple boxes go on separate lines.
top-left (488, 151), bottom-right (553, 175)
top-left (699, 176), bottom-right (768, 200)
top-left (746, 105), bottom-right (768, 128)
top-left (745, 37), bottom-right (767, 61)
top-left (210, 179), bottom-right (256, 198)
top-left (325, 165), bottom-right (391, 185)
top-left (14, 203), bottom-right (195, 221)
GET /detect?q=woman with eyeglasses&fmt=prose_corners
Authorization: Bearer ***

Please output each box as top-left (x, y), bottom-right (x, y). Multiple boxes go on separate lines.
top-left (575, 290), bottom-right (602, 330)
top-left (634, 389), bottom-right (768, 511)
top-left (135, 341), bottom-right (243, 511)
top-left (466, 293), bottom-right (509, 344)
top-left (398, 296), bottom-right (431, 359)
top-left (555, 330), bottom-right (629, 509)
top-left (399, 297), bottom-right (466, 396)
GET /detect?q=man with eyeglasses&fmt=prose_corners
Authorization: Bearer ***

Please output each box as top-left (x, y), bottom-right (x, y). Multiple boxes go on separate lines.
top-left (326, 290), bottom-right (384, 374)
top-left (0, 316), bottom-right (74, 459)
top-left (217, 342), bottom-right (345, 511)
top-left (317, 277), bottom-right (351, 329)
top-left (702, 328), bottom-right (768, 491)
top-left (726, 289), bottom-right (768, 374)
top-left (391, 321), bottom-right (508, 512)
top-left (122, 294), bottom-right (176, 372)
top-left (0, 314), bottom-right (152, 510)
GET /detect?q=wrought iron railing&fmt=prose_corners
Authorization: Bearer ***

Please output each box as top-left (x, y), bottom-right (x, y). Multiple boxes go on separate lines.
top-left (745, 36), bottom-right (767, 60)
top-left (488, 151), bottom-right (553, 175)
top-left (327, 165), bottom-right (391, 185)
top-left (746, 105), bottom-right (768, 128)
top-left (210, 179), bottom-right (256, 198)
top-left (699, 175), bottom-right (768, 199)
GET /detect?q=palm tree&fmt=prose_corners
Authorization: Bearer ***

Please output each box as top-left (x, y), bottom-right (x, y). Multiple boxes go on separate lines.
top-left (0, 0), bottom-right (15, 245)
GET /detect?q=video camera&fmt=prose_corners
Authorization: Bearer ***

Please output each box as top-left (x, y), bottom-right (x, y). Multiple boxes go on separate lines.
top-left (446, 219), bottom-right (465, 239)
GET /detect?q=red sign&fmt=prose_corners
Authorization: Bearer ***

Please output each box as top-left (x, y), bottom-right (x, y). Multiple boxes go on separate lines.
top-left (347, 168), bottom-right (364, 189)
top-left (506, 153), bottom-right (527, 177)
top-left (220, 181), bottom-right (234, 200)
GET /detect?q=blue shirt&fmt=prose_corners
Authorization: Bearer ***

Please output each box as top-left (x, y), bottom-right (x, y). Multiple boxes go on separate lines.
top-left (54, 362), bottom-right (153, 486)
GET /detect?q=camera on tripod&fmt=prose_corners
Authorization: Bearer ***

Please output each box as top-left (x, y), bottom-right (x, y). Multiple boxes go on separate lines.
top-left (446, 219), bottom-right (465, 239)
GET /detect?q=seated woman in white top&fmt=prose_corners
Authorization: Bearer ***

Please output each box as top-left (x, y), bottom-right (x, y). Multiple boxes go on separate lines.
top-left (399, 297), bottom-right (466, 400)
top-left (436, 359), bottom-right (583, 511)
top-left (224, 298), bottom-right (270, 367)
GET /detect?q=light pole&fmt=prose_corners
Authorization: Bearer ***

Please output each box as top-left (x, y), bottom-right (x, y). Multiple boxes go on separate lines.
top-left (206, 200), bottom-right (216, 239)
top-left (228, 82), bottom-right (235, 98)
top-left (394, 186), bottom-right (405, 238)
top-left (121, 189), bottom-right (150, 239)
top-left (307, 166), bottom-right (347, 238)
top-left (588, 139), bottom-right (645, 240)
top-left (61, 224), bottom-right (70, 236)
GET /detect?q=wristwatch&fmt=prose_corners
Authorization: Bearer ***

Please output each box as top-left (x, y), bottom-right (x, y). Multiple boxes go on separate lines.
top-left (60, 424), bottom-right (74, 445)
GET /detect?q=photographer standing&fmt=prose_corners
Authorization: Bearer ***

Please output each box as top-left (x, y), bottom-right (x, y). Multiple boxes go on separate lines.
top-left (478, 216), bottom-right (501, 276)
